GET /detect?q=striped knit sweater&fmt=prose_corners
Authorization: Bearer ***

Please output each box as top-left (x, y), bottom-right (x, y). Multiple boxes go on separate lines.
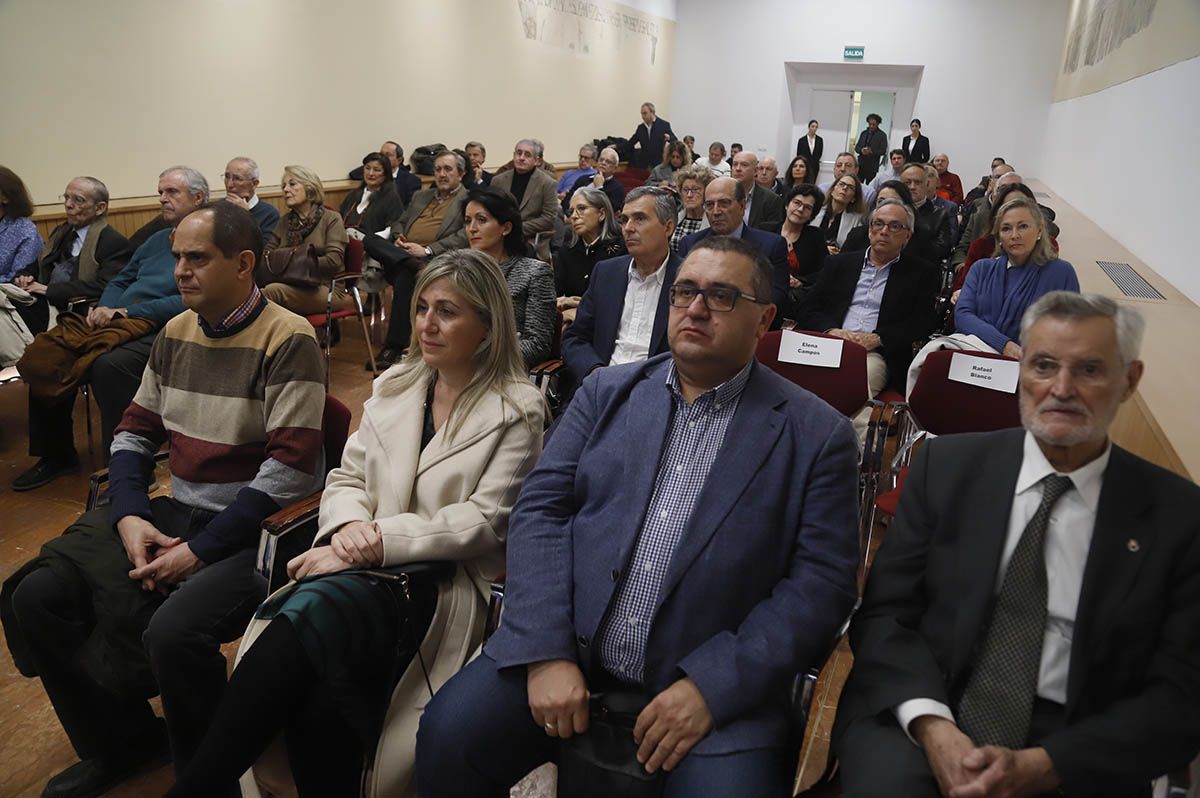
top-left (108, 295), bottom-right (326, 563)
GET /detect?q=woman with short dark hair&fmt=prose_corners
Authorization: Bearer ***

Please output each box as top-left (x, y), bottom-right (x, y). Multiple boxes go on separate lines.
top-left (339, 152), bottom-right (404, 236)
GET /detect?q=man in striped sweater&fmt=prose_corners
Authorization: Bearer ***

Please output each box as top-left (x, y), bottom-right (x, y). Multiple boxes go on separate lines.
top-left (3, 202), bottom-right (326, 798)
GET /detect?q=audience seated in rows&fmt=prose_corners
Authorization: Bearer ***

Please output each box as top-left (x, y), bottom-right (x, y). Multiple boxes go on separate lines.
top-left (0, 167), bottom-right (45, 283)
top-left (417, 235), bottom-right (861, 796)
top-left (628, 101), bottom-right (676, 169)
top-left (755, 156), bottom-right (786, 197)
top-left (2, 202), bottom-right (326, 798)
top-left (840, 179), bottom-right (916, 255)
top-left (900, 162), bottom-right (953, 263)
top-left (166, 249), bottom-right (545, 797)
top-left (364, 150), bottom-right (470, 368)
top-left (812, 172), bottom-right (867, 253)
top-left (464, 186), bottom-right (556, 368)
top-left (677, 177), bottom-right (788, 330)
top-left (932, 152), bottom-right (964, 205)
top-left (646, 140), bottom-right (691, 189)
top-left (783, 154), bottom-right (815, 190)
top-left (868, 149), bottom-right (908, 195)
top-left (952, 181), bottom-right (1059, 301)
top-left (908, 195), bottom-right (1079, 394)
top-left (492, 139), bottom-right (560, 262)
top-left (339, 151), bottom-right (404, 237)
top-left (349, 140), bottom-right (421, 206)
top-left (955, 161), bottom-right (1015, 262)
top-left (563, 146), bottom-right (625, 216)
top-left (819, 151), bottom-right (877, 207)
top-left (260, 165), bottom-right (348, 317)
top-left (12, 177), bottom-right (132, 336)
top-left (555, 143), bottom-right (597, 200)
top-left (730, 150), bottom-right (784, 234)
top-left (927, 164), bottom-right (960, 243)
top-left (836, 292), bottom-right (1200, 798)
top-left (219, 157), bottom-right (280, 240)
top-left (798, 198), bottom-right (940, 401)
top-left (560, 186), bottom-right (679, 395)
top-left (12, 166), bottom-right (207, 491)
top-left (703, 141), bottom-right (731, 176)
top-left (464, 140), bottom-right (493, 188)
top-left (553, 187), bottom-right (626, 322)
top-left (670, 163), bottom-right (713, 252)
top-left (778, 183), bottom-right (827, 317)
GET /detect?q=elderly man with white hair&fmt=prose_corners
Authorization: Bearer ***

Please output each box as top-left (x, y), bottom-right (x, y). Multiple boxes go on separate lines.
top-left (755, 156), bottom-right (786, 196)
top-left (562, 146), bottom-right (626, 213)
top-left (219, 156), bottom-right (279, 239)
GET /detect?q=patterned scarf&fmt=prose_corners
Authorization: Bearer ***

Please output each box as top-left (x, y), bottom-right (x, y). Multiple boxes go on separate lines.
top-left (285, 205), bottom-right (324, 246)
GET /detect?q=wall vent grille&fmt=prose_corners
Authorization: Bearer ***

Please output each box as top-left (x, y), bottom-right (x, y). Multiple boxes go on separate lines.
top-left (1097, 261), bottom-right (1165, 300)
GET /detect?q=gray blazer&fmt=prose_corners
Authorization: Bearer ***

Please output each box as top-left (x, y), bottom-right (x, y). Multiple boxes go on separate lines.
top-left (490, 168), bottom-right (560, 259)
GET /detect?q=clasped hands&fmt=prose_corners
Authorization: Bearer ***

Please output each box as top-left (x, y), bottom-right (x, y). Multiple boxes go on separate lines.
top-left (827, 328), bottom-right (881, 351)
top-left (527, 659), bottom-right (714, 775)
top-left (118, 516), bottom-right (202, 594)
top-left (12, 275), bottom-right (47, 295)
top-left (286, 520), bottom-right (384, 580)
top-left (914, 716), bottom-right (1058, 798)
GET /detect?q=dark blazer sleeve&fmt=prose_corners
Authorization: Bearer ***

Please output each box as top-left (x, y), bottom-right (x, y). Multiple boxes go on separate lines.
top-left (762, 232), bottom-right (789, 329)
top-left (560, 259), bottom-right (621, 380)
top-left (875, 256), bottom-right (939, 388)
top-left (796, 252), bottom-right (854, 332)
top-left (814, 135), bottom-right (824, 163)
top-left (361, 185), bottom-right (406, 236)
top-left (914, 136), bottom-right (930, 163)
top-left (750, 187), bottom-right (784, 235)
top-left (44, 226), bottom-right (133, 307)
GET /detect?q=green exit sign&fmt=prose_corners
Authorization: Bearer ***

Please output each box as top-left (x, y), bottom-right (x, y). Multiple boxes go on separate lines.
top-left (844, 45), bottom-right (864, 60)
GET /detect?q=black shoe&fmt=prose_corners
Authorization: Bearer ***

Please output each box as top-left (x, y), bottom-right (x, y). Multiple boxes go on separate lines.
top-left (367, 347), bottom-right (403, 371)
top-left (13, 456), bottom-right (80, 492)
top-left (42, 737), bottom-right (169, 798)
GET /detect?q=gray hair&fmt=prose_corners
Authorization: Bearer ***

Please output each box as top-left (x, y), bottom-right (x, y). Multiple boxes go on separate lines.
top-left (1020, 291), bottom-right (1145, 365)
top-left (437, 150), bottom-right (467, 173)
top-left (517, 138), bottom-right (544, 158)
top-left (921, 163), bottom-right (939, 182)
top-left (160, 165), bottom-right (210, 201)
top-left (229, 156), bottom-right (260, 179)
top-left (673, 162), bottom-right (715, 193)
top-left (579, 143), bottom-right (598, 159)
top-left (869, 197), bottom-right (916, 232)
top-left (566, 187), bottom-right (622, 243)
top-left (74, 176), bottom-right (109, 204)
top-left (624, 186), bottom-right (677, 225)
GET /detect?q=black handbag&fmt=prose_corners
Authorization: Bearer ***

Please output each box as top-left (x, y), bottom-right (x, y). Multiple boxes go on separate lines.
top-left (556, 691), bottom-right (665, 797)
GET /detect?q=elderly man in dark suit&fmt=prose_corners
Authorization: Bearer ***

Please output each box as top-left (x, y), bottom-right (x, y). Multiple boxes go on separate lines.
top-left (560, 186), bottom-right (678, 391)
top-left (416, 235), bottom-right (860, 796)
top-left (730, 150), bottom-right (784, 234)
top-left (491, 138), bottom-right (560, 260)
top-left (835, 292), bottom-right (1200, 797)
top-left (629, 101), bottom-right (676, 169)
top-left (678, 176), bottom-right (789, 330)
top-left (362, 150), bottom-right (469, 367)
top-left (796, 199), bottom-right (940, 396)
top-left (12, 176), bottom-right (131, 336)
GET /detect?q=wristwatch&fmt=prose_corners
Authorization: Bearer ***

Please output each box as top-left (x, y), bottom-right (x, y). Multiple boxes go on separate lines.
top-left (424, 246), bottom-right (433, 256)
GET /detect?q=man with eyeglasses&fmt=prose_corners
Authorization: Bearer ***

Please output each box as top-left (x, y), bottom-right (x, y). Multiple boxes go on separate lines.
top-left (730, 151), bottom-right (784, 234)
top-left (819, 152), bottom-right (877, 206)
top-left (418, 234), bottom-right (860, 797)
top-left (12, 176), bottom-right (132, 336)
top-left (900, 163), bottom-right (953, 263)
top-left (561, 146), bottom-right (625, 215)
top-left (797, 198), bottom-right (940, 399)
top-left (556, 144), bottom-right (599, 199)
top-left (219, 157), bottom-right (279, 240)
top-left (492, 138), bottom-right (560, 260)
top-left (561, 186), bottom-right (679, 393)
top-left (676, 177), bottom-right (788, 330)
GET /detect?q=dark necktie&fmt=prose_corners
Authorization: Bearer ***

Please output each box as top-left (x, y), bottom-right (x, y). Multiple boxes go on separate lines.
top-left (957, 474), bottom-right (1074, 748)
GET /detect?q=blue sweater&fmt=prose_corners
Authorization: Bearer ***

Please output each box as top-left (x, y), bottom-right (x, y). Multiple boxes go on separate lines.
top-left (98, 228), bottom-right (184, 323)
top-left (955, 255), bottom-right (1079, 352)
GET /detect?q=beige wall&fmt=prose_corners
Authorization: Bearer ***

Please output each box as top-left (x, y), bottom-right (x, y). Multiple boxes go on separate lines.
top-left (1, 0), bottom-right (674, 203)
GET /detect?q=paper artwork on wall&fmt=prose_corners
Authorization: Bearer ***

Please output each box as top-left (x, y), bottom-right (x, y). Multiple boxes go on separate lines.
top-left (516, 0), bottom-right (667, 65)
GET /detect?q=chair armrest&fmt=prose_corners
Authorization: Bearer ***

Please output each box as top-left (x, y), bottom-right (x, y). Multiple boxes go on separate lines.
top-left (484, 580), bottom-right (506, 642)
top-left (86, 450), bottom-right (170, 510)
top-left (256, 491), bottom-right (323, 592)
top-left (66, 296), bottom-right (98, 313)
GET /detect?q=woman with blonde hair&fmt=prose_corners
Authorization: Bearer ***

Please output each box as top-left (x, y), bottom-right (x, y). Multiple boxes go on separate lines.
top-left (260, 164), bottom-right (348, 315)
top-left (646, 139), bottom-right (691, 188)
top-left (168, 249), bottom-right (546, 797)
top-left (810, 173), bottom-right (867, 254)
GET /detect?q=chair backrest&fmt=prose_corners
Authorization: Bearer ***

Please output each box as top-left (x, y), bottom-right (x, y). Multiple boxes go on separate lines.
top-left (908, 349), bottom-right (1022, 435)
top-left (323, 394), bottom-right (353, 474)
top-left (756, 329), bottom-right (869, 417)
top-left (343, 237), bottom-right (365, 277)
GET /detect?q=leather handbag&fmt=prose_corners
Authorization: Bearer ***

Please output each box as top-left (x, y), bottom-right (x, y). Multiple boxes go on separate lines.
top-left (556, 691), bottom-right (665, 797)
top-left (257, 244), bottom-right (321, 288)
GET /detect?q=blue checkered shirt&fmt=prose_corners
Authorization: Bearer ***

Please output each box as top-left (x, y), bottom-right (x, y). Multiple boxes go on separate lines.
top-left (595, 359), bottom-right (754, 683)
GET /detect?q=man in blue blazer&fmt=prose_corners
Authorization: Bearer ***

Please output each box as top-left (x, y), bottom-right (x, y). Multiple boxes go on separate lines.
top-left (417, 236), bottom-right (861, 796)
top-left (677, 176), bottom-right (789, 330)
top-left (561, 187), bottom-right (679, 389)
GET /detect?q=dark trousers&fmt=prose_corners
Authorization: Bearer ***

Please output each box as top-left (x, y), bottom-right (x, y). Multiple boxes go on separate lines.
top-left (362, 234), bottom-right (420, 350)
top-left (415, 652), bottom-right (792, 797)
top-left (7, 498), bottom-right (267, 774)
top-left (27, 332), bottom-right (155, 462)
top-left (15, 296), bottom-right (50, 336)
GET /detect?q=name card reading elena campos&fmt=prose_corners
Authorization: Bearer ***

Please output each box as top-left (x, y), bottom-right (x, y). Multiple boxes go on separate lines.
top-left (947, 352), bottom-right (1019, 393)
top-left (778, 330), bottom-right (844, 369)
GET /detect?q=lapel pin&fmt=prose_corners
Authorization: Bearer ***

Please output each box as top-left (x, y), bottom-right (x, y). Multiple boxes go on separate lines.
top-left (1126, 539), bottom-right (1140, 553)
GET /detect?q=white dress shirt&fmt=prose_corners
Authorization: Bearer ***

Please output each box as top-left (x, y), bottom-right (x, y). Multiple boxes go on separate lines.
top-left (895, 432), bottom-right (1111, 742)
top-left (69, 224), bottom-right (90, 257)
top-left (609, 254), bottom-right (669, 366)
top-left (246, 194), bottom-right (260, 211)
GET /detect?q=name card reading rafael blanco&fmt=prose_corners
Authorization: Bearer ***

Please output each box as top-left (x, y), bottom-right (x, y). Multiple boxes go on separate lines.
top-left (947, 351), bottom-right (1020, 393)
top-left (778, 329), bottom-right (844, 368)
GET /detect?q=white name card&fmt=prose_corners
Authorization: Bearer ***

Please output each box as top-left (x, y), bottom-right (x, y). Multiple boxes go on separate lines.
top-left (947, 352), bottom-right (1019, 393)
top-left (778, 330), bottom-right (844, 369)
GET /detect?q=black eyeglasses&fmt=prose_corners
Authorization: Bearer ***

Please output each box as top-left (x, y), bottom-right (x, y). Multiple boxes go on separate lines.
top-left (668, 284), bottom-right (767, 312)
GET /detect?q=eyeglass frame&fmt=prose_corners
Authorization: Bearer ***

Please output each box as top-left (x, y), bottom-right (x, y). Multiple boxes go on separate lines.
top-left (668, 283), bottom-right (768, 312)
top-left (868, 219), bottom-right (910, 232)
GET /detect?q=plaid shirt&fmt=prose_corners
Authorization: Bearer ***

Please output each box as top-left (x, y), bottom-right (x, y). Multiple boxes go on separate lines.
top-left (200, 284), bottom-right (264, 334)
top-left (596, 359), bottom-right (753, 683)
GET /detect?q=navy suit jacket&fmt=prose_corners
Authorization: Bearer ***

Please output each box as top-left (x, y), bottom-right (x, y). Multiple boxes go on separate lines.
top-left (629, 117), bottom-right (676, 168)
top-left (560, 252), bottom-right (679, 382)
top-left (677, 226), bottom-right (789, 330)
top-left (486, 355), bottom-right (861, 754)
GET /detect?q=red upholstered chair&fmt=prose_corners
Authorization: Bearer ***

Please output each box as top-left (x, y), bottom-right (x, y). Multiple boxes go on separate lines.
top-left (305, 236), bottom-right (377, 381)
top-left (614, 166), bottom-right (650, 191)
top-left (755, 329), bottom-right (869, 417)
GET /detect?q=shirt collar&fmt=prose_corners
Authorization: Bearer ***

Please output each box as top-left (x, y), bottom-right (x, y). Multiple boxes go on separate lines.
top-left (665, 358), bottom-right (754, 408)
top-left (628, 252), bottom-right (669, 285)
top-left (246, 194), bottom-right (260, 210)
top-left (202, 284), bottom-right (264, 334)
top-left (1016, 430), bottom-right (1110, 511)
top-left (864, 247), bottom-right (901, 270)
top-left (729, 222), bottom-right (746, 239)
top-left (72, 223), bottom-right (91, 241)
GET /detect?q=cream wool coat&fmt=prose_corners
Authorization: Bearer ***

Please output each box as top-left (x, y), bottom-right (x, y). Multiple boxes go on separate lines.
top-left (237, 370), bottom-right (545, 798)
